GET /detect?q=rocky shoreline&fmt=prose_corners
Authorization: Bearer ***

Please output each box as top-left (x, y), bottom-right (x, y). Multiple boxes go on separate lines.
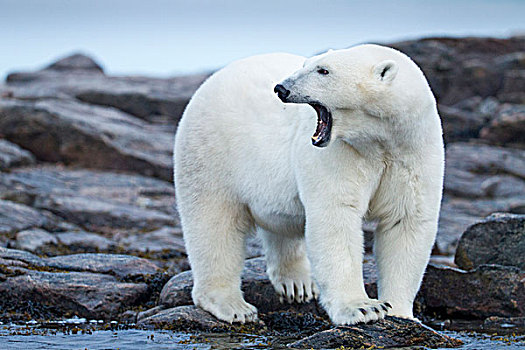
top-left (0, 36), bottom-right (524, 348)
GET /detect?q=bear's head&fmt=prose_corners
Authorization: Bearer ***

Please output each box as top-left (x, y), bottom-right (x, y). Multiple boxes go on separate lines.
top-left (275, 44), bottom-right (433, 148)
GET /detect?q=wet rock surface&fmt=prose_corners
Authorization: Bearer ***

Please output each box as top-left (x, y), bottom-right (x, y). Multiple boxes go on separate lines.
top-left (0, 37), bottom-right (524, 347)
top-left (289, 317), bottom-right (462, 349)
top-left (0, 248), bottom-right (167, 321)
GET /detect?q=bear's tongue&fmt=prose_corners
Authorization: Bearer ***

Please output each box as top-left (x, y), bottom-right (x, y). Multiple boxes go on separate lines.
top-left (310, 103), bottom-right (332, 148)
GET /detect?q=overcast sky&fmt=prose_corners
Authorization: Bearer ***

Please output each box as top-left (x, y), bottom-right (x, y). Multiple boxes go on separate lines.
top-left (1, 0), bottom-right (524, 79)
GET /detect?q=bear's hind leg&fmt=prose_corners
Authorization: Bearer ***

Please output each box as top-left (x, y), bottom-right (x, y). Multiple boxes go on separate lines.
top-left (183, 199), bottom-right (257, 323)
top-left (260, 228), bottom-right (319, 303)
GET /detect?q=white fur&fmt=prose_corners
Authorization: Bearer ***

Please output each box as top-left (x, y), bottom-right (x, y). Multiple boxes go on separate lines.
top-left (173, 45), bottom-right (444, 325)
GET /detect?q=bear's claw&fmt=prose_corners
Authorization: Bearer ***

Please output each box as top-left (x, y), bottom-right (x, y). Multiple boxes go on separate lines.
top-left (330, 299), bottom-right (391, 325)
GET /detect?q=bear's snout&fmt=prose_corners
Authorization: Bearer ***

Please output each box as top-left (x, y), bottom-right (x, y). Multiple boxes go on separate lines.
top-left (274, 84), bottom-right (290, 102)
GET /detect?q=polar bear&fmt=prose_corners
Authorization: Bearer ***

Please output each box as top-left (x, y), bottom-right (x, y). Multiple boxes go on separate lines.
top-left (174, 44), bottom-right (444, 325)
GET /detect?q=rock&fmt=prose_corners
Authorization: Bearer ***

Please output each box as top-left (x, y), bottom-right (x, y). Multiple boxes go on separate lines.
top-left (75, 74), bottom-right (209, 124)
top-left (117, 226), bottom-right (185, 256)
top-left (0, 199), bottom-right (73, 236)
top-left (444, 143), bottom-right (525, 199)
top-left (159, 257), bottom-right (377, 316)
top-left (137, 305), bottom-right (231, 331)
top-left (498, 65), bottom-right (525, 104)
top-left (436, 142), bottom-right (525, 253)
top-left (438, 104), bottom-right (489, 143)
top-left (483, 316), bottom-right (525, 333)
top-left (6, 53), bottom-right (208, 125)
top-left (55, 231), bottom-right (116, 252)
top-left (245, 234), bottom-right (264, 258)
top-left (418, 263), bottom-right (524, 318)
top-left (0, 167), bottom-right (176, 233)
top-left (0, 248), bottom-right (160, 320)
top-left (455, 213), bottom-right (525, 270)
top-left (0, 139), bottom-right (35, 170)
top-left (45, 253), bottom-right (160, 280)
top-left (15, 228), bottom-right (57, 251)
top-left (45, 53), bottom-right (104, 73)
top-left (34, 193), bottom-right (174, 233)
top-left (0, 269), bottom-right (148, 320)
top-left (0, 99), bottom-right (174, 181)
top-left (0, 166), bottom-right (177, 217)
top-left (288, 317), bottom-right (462, 349)
top-left (480, 104), bottom-right (525, 147)
top-left (391, 37), bottom-right (525, 104)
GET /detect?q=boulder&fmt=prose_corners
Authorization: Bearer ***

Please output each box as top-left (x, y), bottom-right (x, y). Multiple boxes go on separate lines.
top-left (289, 317), bottom-right (462, 349)
top-left (0, 99), bottom-right (174, 181)
top-left (0, 140), bottom-right (35, 170)
top-left (418, 263), bottom-right (524, 319)
top-left (455, 213), bottom-right (524, 270)
top-left (0, 248), bottom-right (163, 320)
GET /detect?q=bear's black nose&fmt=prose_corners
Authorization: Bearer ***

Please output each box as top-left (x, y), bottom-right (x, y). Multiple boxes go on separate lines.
top-left (274, 84), bottom-right (290, 102)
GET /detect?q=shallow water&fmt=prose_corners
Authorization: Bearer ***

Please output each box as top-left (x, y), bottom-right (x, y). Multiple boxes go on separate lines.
top-left (1, 323), bottom-right (523, 350)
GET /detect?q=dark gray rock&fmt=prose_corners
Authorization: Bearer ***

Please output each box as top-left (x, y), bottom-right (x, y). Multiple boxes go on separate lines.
top-left (137, 305), bottom-right (462, 350)
top-left (0, 99), bottom-right (174, 180)
top-left (436, 142), bottom-right (525, 253)
top-left (0, 248), bottom-right (162, 320)
top-left (34, 193), bottom-right (174, 233)
top-left (438, 104), bottom-right (490, 143)
top-left (0, 199), bottom-right (73, 236)
top-left (117, 226), bottom-right (185, 255)
top-left (480, 104), bottom-right (525, 148)
top-left (55, 231), bottom-right (116, 252)
top-left (455, 213), bottom-right (525, 270)
top-left (45, 253), bottom-right (160, 280)
top-left (391, 37), bottom-right (525, 105)
top-left (6, 53), bottom-right (208, 125)
top-left (0, 140), bottom-right (35, 170)
top-left (0, 166), bottom-right (177, 217)
top-left (444, 143), bottom-right (525, 199)
top-left (0, 268), bottom-right (148, 320)
top-left (137, 305), bottom-right (230, 331)
top-left (418, 263), bottom-right (524, 319)
top-left (289, 317), bottom-right (462, 349)
top-left (45, 53), bottom-right (104, 73)
top-left (75, 74), bottom-right (209, 124)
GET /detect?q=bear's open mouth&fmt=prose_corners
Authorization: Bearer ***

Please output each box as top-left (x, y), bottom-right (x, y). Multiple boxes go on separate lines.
top-left (309, 103), bottom-right (332, 147)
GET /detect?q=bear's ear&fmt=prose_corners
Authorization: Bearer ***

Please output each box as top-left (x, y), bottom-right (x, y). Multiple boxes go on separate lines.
top-left (373, 60), bottom-right (398, 83)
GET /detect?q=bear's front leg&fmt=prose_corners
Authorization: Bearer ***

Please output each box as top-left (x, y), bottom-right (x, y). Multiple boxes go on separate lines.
top-left (374, 216), bottom-right (437, 320)
top-left (305, 206), bottom-right (390, 325)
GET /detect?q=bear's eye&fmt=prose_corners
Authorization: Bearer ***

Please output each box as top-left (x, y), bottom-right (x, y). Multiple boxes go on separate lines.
top-left (317, 68), bottom-right (329, 75)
